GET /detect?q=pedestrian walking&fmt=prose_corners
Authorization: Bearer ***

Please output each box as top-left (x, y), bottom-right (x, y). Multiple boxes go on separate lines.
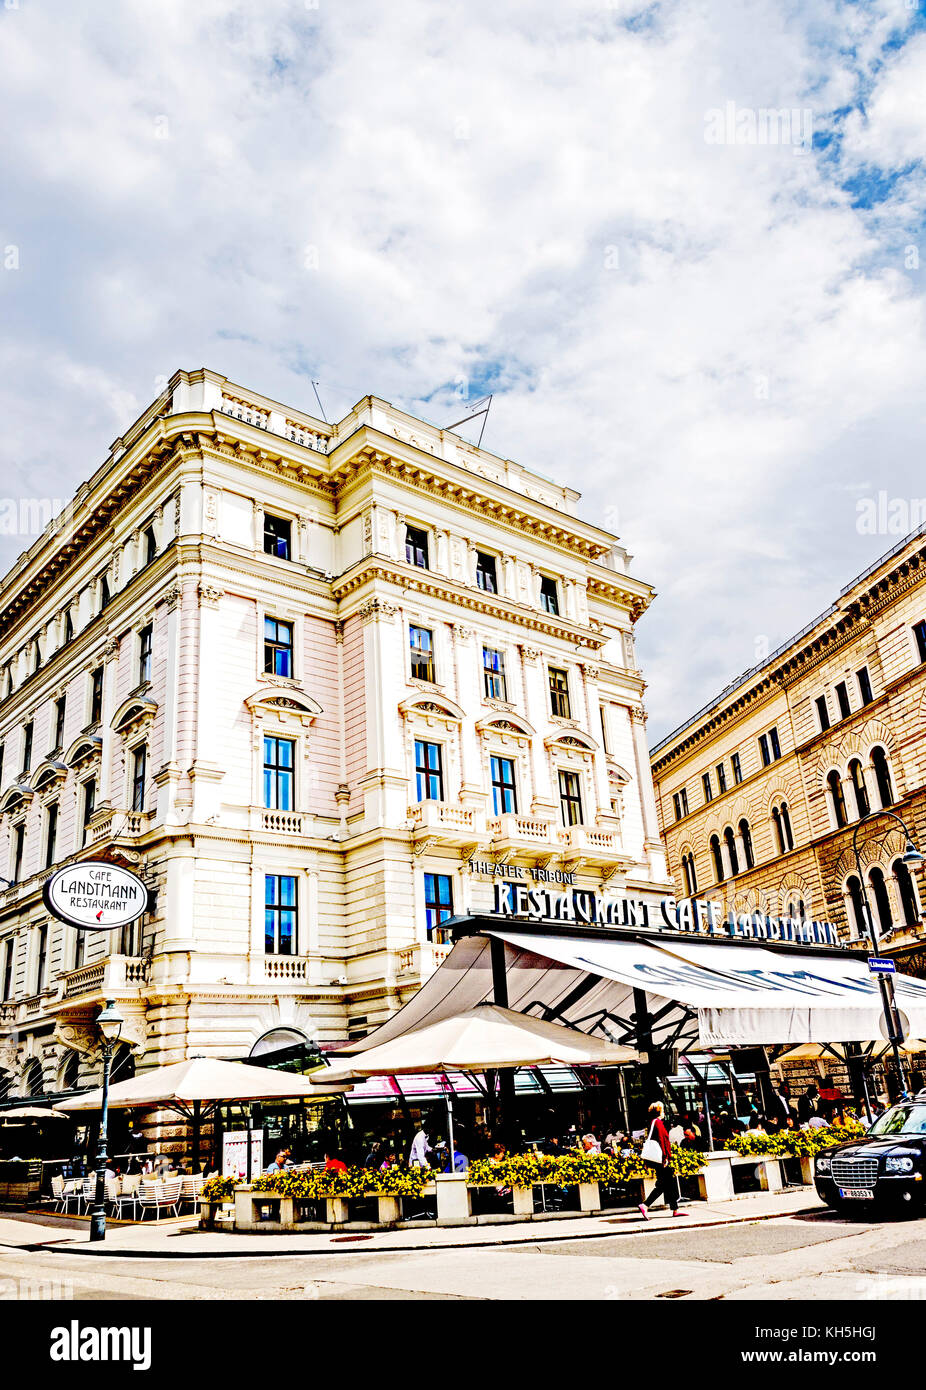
top-left (638, 1101), bottom-right (685, 1219)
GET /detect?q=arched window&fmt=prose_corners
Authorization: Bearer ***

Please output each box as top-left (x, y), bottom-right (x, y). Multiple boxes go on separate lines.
top-left (780, 802), bottom-right (794, 851)
top-left (827, 770), bottom-right (847, 828)
top-left (723, 826), bottom-right (739, 876)
top-left (848, 759), bottom-right (869, 819)
top-left (682, 852), bottom-right (698, 896)
top-left (871, 747), bottom-right (894, 809)
top-left (24, 1060), bottom-right (44, 1097)
top-left (869, 866), bottom-right (893, 934)
top-left (845, 875), bottom-right (866, 939)
top-left (772, 806), bottom-right (783, 855)
top-left (62, 1051), bottom-right (81, 1092)
top-left (739, 818), bottom-right (754, 870)
top-left (110, 1043), bottom-right (136, 1085)
top-left (786, 896), bottom-right (806, 921)
top-left (893, 858), bottom-right (920, 927)
top-left (710, 834), bottom-right (724, 883)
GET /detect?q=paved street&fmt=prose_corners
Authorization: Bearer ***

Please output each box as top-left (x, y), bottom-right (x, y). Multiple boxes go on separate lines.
top-left (1, 1203), bottom-right (925, 1302)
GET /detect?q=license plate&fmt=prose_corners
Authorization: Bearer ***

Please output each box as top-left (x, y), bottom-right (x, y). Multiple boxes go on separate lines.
top-left (838, 1188), bottom-right (874, 1200)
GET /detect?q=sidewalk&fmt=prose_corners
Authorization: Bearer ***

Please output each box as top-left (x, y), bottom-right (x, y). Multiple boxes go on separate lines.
top-left (0, 1187), bottom-right (822, 1258)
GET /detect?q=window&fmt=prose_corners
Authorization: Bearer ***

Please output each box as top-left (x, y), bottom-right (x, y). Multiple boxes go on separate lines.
top-left (710, 834), bottom-right (724, 883)
top-left (81, 780), bottom-right (96, 843)
top-left (0, 745), bottom-right (4, 787)
top-left (558, 769), bottom-right (584, 826)
top-left (772, 801), bottom-right (794, 855)
top-left (682, 851), bottom-right (698, 896)
top-left (21, 721), bottom-right (33, 775)
top-left (702, 771), bottom-right (713, 803)
top-left (475, 551), bottom-right (497, 593)
top-left (143, 526), bottom-right (157, 567)
top-left (136, 624), bottom-right (153, 687)
top-left (11, 823), bottom-right (25, 882)
top-left (131, 744), bottom-right (148, 812)
top-left (490, 756), bottom-right (518, 815)
top-left (89, 666), bottom-right (104, 725)
top-left (263, 736), bottom-right (294, 810)
top-left (424, 873), bottom-right (454, 942)
top-left (716, 762), bottom-right (727, 794)
top-left (405, 525), bottom-right (429, 569)
top-left (857, 667), bottom-right (873, 707)
top-left (53, 696), bottom-right (66, 751)
top-left (600, 705), bottom-right (611, 754)
top-left (848, 758), bottom-right (869, 819)
top-left (731, 751), bottom-right (742, 784)
top-left (415, 740), bottom-right (444, 801)
top-left (539, 576), bottom-right (559, 616)
top-left (548, 667), bottom-right (571, 718)
top-left (483, 647), bottom-right (506, 701)
top-left (409, 626), bottom-right (435, 683)
top-left (913, 620), bottom-right (926, 665)
top-left (73, 928), bottom-right (85, 970)
top-left (758, 727), bottom-right (781, 766)
top-left (673, 788), bottom-right (689, 821)
top-left (263, 514), bottom-right (292, 560)
top-left (872, 747), bottom-right (893, 808)
top-left (845, 875), bottom-right (866, 939)
top-left (739, 818), bottom-right (755, 870)
top-left (815, 695), bottom-right (830, 732)
top-left (63, 609), bottom-right (74, 644)
top-left (835, 681), bottom-right (851, 720)
top-left (1, 938), bottom-right (13, 1001)
top-left (265, 875), bottom-right (297, 955)
top-left (869, 866), bottom-right (893, 934)
top-left (99, 572), bottom-right (111, 610)
top-left (723, 825), bottom-right (739, 876)
top-left (30, 635), bottom-right (41, 674)
top-left (44, 802), bottom-right (58, 869)
top-left (264, 617), bottom-right (294, 678)
top-left (34, 924), bottom-right (47, 993)
top-left (893, 859), bottom-right (920, 927)
top-left (827, 769), bottom-right (847, 828)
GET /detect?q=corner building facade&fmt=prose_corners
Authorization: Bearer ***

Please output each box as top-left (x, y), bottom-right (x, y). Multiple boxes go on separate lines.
top-left (650, 527), bottom-right (926, 985)
top-left (0, 368), bottom-right (668, 1107)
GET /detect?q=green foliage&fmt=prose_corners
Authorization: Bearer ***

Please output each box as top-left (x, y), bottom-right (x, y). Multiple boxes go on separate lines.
top-left (467, 1146), bottom-right (704, 1188)
top-left (250, 1166), bottom-right (432, 1199)
top-left (723, 1116), bottom-right (865, 1160)
top-left (200, 1175), bottom-right (236, 1202)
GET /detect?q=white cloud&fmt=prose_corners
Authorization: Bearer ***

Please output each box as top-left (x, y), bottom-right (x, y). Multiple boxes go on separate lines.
top-left (0, 0), bottom-right (924, 738)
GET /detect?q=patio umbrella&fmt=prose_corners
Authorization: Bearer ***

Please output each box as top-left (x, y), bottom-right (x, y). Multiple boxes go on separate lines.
top-left (776, 1040), bottom-right (926, 1064)
top-left (0, 1106), bottom-right (71, 1122)
top-left (55, 1056), bottom-right (343, 1171)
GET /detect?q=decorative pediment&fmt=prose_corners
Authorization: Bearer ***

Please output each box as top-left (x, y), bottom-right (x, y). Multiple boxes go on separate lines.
top-left (543, 728), bottom-right (598, 753)
top-left (30, 759), bottom-right (69, 793)
top-left (607, 762), bottom-right (632, 786)
top-left (398, 694), bottom-right (465, 724)
top-left (475, 713), bottom-right (536, 740)
top-left (244, 686), bottom-right (323, 722)
top-left (0, 783), bottom-right (33, 813)
top-left (65, 734), bottom-right (102, 767)
top-left (112, 695), bottom-right (158, 735)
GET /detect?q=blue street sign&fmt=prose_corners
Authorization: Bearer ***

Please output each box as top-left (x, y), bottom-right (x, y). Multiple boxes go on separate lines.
top-left (868, 957), bottom-right (896, 974)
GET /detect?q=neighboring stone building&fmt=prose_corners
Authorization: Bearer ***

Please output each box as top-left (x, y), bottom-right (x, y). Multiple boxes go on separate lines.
top-left (0, 368), bottom-right (668, 1114)
top-left (650, 525), bottom-right (926, 995)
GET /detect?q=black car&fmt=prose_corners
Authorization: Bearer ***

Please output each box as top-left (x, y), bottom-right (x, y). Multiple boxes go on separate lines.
top-left (814, 1090), bottom-right (926, 1215)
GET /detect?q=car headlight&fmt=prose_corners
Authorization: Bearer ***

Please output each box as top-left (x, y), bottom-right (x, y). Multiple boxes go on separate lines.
top-left (815, 1154), bottom-right (832, 1172)
top-left (885, 1156), bottom-right (914, 1173)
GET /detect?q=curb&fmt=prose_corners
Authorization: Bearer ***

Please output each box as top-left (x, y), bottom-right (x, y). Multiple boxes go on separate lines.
top-left (11, 1202), bottom-right (820, 1259)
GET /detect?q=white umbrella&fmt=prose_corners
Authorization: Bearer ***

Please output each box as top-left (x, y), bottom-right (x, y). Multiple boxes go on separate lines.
top-left (776, 1040), bottom-right (926, 1064)
top-left (55, 1056), bottom-right (338, 1112)
top-left (0, 1106), bottom-right (71, 1122)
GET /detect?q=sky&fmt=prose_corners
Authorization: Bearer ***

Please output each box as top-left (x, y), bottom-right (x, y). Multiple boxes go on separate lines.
top-left (1, 0), bottom-right (925, 743)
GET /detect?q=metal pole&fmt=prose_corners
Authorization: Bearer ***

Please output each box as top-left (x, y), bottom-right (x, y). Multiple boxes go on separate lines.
top-left (89, 1042), bottom-right (113, 1243)
top-left (443, 1075), bottom-right (456, 1172)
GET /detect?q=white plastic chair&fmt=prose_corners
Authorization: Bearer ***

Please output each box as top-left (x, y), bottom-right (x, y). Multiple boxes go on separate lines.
top-left (114, 1173), bottom-right (142, 1220)
top-left (137, 1179), bottom-right (182, 1220)
top-left (181, 1173), bottom-right (205, 1212)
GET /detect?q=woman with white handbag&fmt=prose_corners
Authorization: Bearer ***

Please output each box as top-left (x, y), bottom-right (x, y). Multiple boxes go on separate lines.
top-left (637, 1101), bottom-right (685, 1218)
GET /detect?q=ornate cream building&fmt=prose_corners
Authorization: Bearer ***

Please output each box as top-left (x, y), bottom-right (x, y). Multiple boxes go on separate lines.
top-left (0, 368), bottom-right (668, 1104)
top-left (650, 525), bottom-right (926, 985)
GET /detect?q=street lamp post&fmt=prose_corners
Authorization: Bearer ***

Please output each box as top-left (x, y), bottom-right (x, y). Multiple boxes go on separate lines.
top-left (89, 998), bottom-right (124, 1243)
top-left (852, 811), bottom-right (924, 1100)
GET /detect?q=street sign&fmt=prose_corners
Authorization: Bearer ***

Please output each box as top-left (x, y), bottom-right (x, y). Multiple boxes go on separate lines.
top-left (867, 957), bottom-right (896, 975)
top-left (43, 861), bottom-right (151, 931)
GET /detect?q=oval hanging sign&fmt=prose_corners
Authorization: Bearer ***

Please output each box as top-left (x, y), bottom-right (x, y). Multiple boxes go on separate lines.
top-left (43, 861), bottom-right (151, 931)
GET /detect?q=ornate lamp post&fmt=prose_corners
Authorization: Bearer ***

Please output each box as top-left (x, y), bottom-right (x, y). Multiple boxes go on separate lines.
top-left (852, 811), bottom-right (924, 1098)
top-left (89, 998), bottom-right (124, 1243)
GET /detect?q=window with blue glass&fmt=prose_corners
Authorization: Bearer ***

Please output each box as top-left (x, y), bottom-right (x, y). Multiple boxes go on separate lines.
top-left (264, 617), bottom-right (294, 677)
top-left (490, 756), bottom-right (517, 815)
top-left (265, 874), bottom-right (298, 955)
top-left (263, 736), bottom-right (295, 809)
top-left (424, 872), bottom-right (453, 941)
top-left (415, 740), bottom-right (443, 801)
top-left (483, 647), bottom-right (506, 700)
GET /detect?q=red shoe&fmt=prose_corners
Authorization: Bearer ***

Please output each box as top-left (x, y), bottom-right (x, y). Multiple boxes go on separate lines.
top-left (637, 1203), bottom-right (649, 1220)
top-left (672, 1208), bottom-right (687, 1216)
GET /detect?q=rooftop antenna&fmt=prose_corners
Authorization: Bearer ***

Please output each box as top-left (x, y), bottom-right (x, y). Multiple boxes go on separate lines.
top-left (444, 393), bottom-right (493, 449)
top-left (311, 380), bottom-right (329, 423)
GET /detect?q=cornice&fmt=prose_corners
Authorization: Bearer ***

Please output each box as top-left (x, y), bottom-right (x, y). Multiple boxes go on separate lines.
top-left (333, 558), bottom-right (606, 650)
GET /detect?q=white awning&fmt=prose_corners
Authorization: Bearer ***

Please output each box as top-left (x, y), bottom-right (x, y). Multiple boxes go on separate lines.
top-left (335, 930), bottom-right (926, 1055)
